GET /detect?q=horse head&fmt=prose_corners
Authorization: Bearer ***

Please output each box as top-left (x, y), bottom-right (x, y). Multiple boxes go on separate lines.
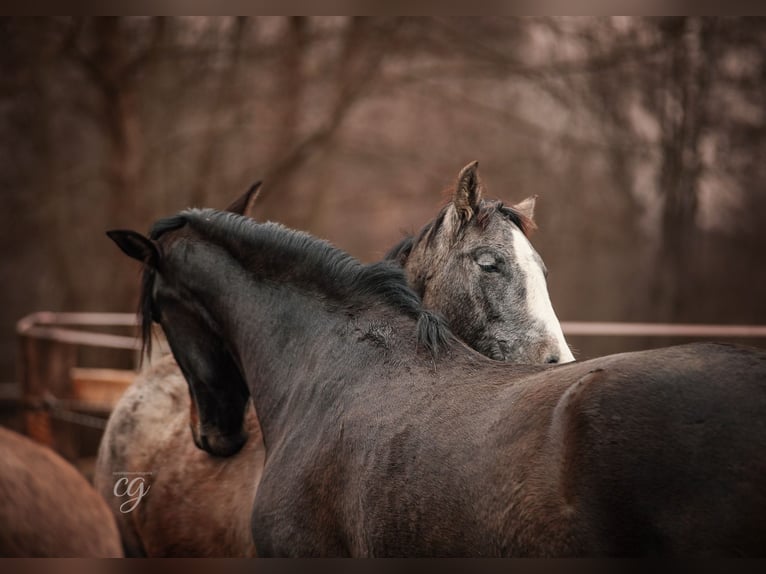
top-left (105, 187), bottom-right (263, 457)
top-left (390, 161), bottom-right (574, 364)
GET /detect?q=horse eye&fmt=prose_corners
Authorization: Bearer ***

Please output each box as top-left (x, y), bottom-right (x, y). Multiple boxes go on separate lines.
top-left (475, 253), bottom-right (501, 273)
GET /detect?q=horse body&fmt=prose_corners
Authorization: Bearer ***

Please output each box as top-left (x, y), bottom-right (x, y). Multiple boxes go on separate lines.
top-left (109, 207), bottom-right (766, 556)
top-left (97, 163), bottom-right (575, 556)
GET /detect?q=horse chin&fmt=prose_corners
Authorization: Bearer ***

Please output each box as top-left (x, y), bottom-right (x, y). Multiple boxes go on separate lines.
top-left (192, 426), bottom-right (248, 457)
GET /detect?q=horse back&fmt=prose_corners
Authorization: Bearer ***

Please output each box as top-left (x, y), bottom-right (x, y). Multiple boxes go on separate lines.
top-left (252, 342), bottom-right (766, 556)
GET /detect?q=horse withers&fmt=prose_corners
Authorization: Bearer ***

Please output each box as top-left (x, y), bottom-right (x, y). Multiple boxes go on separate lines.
top-left (109, 204), bottom-right (766, 556)
top-left (96, 162), bottom-right (573, 556)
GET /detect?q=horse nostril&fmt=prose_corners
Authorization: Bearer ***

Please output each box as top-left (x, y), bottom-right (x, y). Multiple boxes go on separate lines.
top-left (545, 354), bottom-right (559, 364)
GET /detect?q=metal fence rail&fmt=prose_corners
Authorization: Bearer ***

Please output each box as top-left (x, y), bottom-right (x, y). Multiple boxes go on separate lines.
top-left (561, 321), bottom-right (766, 338)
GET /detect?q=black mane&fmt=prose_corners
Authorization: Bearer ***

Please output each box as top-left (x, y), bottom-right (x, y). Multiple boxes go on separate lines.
top-left (140, 208), bottom-right (452, 359)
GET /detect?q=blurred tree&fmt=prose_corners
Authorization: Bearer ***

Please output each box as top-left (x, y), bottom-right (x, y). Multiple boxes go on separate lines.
top-left (2, 17), bottom-right (766, 383)
top-left (189, 16), bottom-right (250, 207)
top-left (63, 17), bottom-right (166, 226)
top-left (645, 17), bottom-right (714, 320)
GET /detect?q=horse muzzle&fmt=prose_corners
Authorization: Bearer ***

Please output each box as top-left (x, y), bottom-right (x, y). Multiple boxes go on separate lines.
top-left (488, 337), bottom-right (575, 364)
top-left (191, 425), bottom-right (248, 457)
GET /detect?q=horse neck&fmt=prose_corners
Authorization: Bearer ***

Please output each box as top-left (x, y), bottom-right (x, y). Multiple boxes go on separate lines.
top-left (219, 280), bottom-right (418, 446)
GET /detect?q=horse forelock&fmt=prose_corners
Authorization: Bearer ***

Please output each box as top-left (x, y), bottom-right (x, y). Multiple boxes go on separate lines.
top-left (150, 214), bottom-right (188, 240)
top-left (494, 202), bottom-right (537, 236)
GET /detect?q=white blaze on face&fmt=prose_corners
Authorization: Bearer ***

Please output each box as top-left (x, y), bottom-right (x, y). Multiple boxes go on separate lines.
top-left (511, 227), bottom-right (575, 363)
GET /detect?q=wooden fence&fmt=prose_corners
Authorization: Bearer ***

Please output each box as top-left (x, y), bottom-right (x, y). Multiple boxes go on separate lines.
top-left (16, 312), bottom-right (145, 461)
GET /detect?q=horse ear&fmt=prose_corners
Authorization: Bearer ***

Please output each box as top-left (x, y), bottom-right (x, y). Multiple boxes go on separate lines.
top-left (454, 161), bottom-right (482, 222)
top-left (106, 230), bottom-right (159, 268)
top-left (513, 195), bottom-right (537, 222)
top-left (226, 180), bottom-right (263, 216)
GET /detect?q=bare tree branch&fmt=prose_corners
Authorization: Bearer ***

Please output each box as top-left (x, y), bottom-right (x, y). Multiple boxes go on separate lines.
top-left (258, 18), bottom-right (398, 199)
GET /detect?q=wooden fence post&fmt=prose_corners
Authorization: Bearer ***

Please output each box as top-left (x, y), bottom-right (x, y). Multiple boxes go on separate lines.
top-left (18, 333), bottom-right (78, 460)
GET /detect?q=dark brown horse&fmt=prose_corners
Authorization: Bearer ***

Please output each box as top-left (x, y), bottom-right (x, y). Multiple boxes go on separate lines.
top-left (96, 163), bottom-right (572, 556)
top-left (0, 427), bottom-right (123, 557)
top-left (108, 205), bottom-right (766, 556)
